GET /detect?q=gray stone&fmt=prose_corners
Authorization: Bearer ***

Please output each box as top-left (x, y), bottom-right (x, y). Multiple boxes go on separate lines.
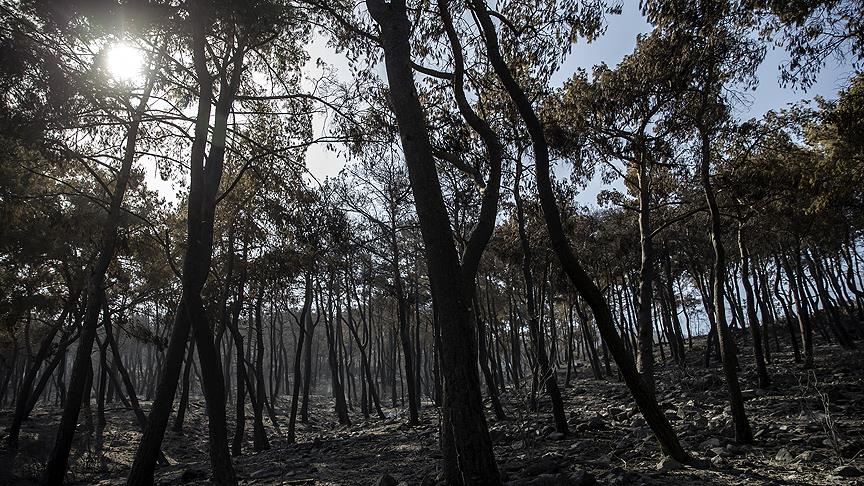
top-left (806, 436), bottom-right (826, 448)
top-left (631, 426), bottom-right (652, 439)
top-left (581, 416), bottom-right (606, 431)
top-left (376, 474), bottom-right (398, 486)
top-left (833, 465), bottom-right (863, 478)
top-left (524, 455), bottom-right (562, 476)
top-left (794, 451), bottom-right (820, 462)
top-left (249, 466), bottom-right (282, 479)
top-left (710, 447), bottom-right (731, 458)
top-left (656, 457), bottom-right (683, 472)
top-left (505, 472), bottom-right (595, 486)
top-left (180, 469), bottom-right (208, 483)
top-left (774, 448), bottom-right (794, 464)
top-left (699, 437), bottom-right (722, 449)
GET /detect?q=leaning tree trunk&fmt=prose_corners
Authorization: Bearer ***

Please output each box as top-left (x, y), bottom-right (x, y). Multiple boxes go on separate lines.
top-left (788, 247), bottom-right (816, 368)
top-left (391, 237), bottom-right (419, 425)
top-left (345, 275), bottom-right (386, 419)
top-left (229, 297), bottom-right (248, 456)
top-left (43, 66), bottom-right (154, 486)
top-left (471, 0), bottom-right (688, 461)
top-left (172, 337), bottom-right (196, 433)
top-left (7, 301), bottom-right (72, 446)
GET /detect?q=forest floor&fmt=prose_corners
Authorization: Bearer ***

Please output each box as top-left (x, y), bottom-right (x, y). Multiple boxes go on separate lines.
top-left (1, 336), bottom-right (864, 485)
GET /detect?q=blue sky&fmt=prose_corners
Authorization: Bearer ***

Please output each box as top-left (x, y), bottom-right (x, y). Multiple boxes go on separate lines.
top-left (552, 3), bottom-right (851, 107)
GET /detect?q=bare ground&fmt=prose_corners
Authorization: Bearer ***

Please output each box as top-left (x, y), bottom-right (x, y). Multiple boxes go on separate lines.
top-left (1, 338), bottom-right (863, 485)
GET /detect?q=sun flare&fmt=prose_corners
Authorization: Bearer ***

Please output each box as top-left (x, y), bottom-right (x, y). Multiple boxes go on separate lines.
top-left (105, 43), bottom-right (143, 83)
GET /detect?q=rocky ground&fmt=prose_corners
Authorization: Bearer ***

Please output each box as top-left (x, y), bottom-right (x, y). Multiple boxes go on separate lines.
top-left (1, 337), bottom-right (863, 485)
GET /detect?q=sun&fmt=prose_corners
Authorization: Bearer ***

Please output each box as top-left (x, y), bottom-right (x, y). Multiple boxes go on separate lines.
top-left (105, 43), bottom-right (144, 83)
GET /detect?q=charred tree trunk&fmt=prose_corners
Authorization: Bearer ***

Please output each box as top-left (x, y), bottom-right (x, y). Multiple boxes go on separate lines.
top-left (700, 129), bottom-right (752, 444)
top-left (472, 0), bottom-right (688, 461)
top-left (43, 67), bottom-right (155, 486)
top-left (127, 21), bottom-right (240, 485)
top-left (366, 1), bottom-right (500, 482)
top-left (737, 223), bottom-right (770, 389)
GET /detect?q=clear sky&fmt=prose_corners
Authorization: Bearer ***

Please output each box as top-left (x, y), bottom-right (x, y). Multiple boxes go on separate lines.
top-left (301, 3), bottom-right (854, 207)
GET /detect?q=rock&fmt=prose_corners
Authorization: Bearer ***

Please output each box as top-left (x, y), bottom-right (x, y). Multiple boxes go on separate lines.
top-left (711, 455), bottom-right (726, 467)
top-left (841, 440), bottom-right (864, 459)
top-left (741, 388), bottom-right (766, 400)
top-left (629, 416), bottom-right (646, 428)
top-left (569, 470), bottom-right (597, 486)
top-left (710, 447), bottom-right (731, 458)
top-left (180, 469), bottom-right (208, 483)
top-left (249, 466), bottom-right (282, 479)
top-left (774, 448), bottom-right (794, 464)
top-left (547, 432), bottom-right (566, 441)
top-left (699, 438), bottom-right (721, 449)
top-left (794, 451), bottom-right (820, 462)
top-left (656, 457), bottom-right (683, 472)
top-left (806, 436), bottom-right (826, 448)
top-left (604, 468), bottom-right (642, 485)
top-left (833, 465), bottom-right (863, 478)
top-left (594, 454), bottom-right (612, 465)
top-left (376, 474), bottom-right (398, 486)
top-left (504, 473), bottom-right (578, 486)
top-left (725, 443), bottom-right (742, 454)
top-left (578, 416), bottom-right (606, 431)
top-left (525, 455), bottom-right (562, 475)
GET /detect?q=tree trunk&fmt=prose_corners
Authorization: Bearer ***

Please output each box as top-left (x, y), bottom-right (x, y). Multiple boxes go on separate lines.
top-left (472, 0), bottom-right (688, 461)
top-left (43, 66), bottom-right (154, 486)
top-left (7, 301), bottom-right (72, 446)
top-left (172, 337), bottom-right (196, 433)
top-left (252, 288), bottom-right (271, 450)
top-left (287, 274), bottom-right (313, 443)
top-left (127, 21), bottom-right (239, 484)
top-left (737, 223), bottom-right (770, 389)
top-left (700, 129), bottom-right (752, 444)
top-left (366, 1), bottom-right (500, 482)
top-left (514, 155), bottom-right (567, 434)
